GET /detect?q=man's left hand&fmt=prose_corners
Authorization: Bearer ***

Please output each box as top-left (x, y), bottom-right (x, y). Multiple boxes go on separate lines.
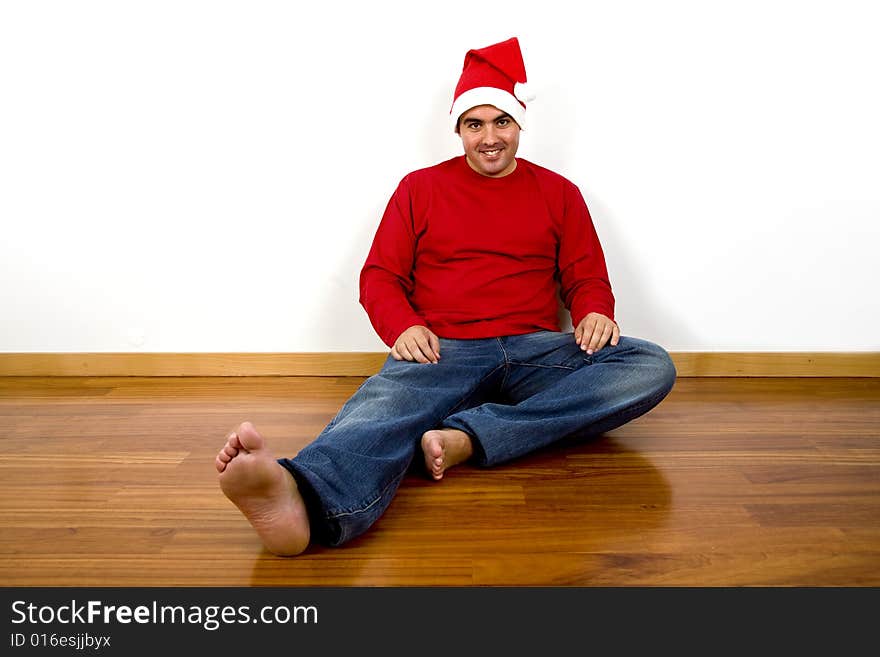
top-left (574, 312), bottom-right (620, 355)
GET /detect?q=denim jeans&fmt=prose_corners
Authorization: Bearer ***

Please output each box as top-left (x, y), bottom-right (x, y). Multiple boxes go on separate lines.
top-left (279, 331), bottom-right (676, 546)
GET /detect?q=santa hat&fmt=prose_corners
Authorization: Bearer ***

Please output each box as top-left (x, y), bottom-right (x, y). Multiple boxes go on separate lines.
top-left (450, 36), bottom-right (536, 133)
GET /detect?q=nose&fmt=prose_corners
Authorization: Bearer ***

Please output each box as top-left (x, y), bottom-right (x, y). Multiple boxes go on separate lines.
top-left (482, 123), bottom-right (499, 145)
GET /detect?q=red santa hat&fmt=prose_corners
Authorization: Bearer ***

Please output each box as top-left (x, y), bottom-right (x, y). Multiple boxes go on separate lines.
top-left (450, 36), bottom-right (535, 133)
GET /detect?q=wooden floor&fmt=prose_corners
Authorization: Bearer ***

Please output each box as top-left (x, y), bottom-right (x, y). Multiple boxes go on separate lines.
top-left (1, 375), bottom-right (878, 586)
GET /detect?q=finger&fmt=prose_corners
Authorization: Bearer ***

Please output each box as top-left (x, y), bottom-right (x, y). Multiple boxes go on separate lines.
top-left (574, 323), bottom-right (583, 344)
top-left (428, 332), bottom-right (441, 361)
top-left (586, 323), bottom-right (607, 354)
top-left (579, 318), bottom-right (596, 346)
top-left (579, 319), bottom-right (596, 349)
top-left (408, 340), bottom-right (430, 364)
top-left (391, 346), bottom-right (403, 361)
top-left (593, 323), bottom-right (614, 352)
top-left (611, 323), bottom-right (620, 346)
top-left (399, 343), bottom-right (416, 362)
top-left (413, 334), bottom-right (436, 364)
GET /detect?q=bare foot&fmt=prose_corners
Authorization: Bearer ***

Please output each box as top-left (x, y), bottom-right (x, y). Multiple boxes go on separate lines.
top-left (420, 428), bottom-right (474, 481)
top-left (216, 421), bottom-right (310, 556)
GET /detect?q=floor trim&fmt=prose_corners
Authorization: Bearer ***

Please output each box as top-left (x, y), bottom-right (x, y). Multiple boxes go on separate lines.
top-left (1, 352), bottom-right (878, 377)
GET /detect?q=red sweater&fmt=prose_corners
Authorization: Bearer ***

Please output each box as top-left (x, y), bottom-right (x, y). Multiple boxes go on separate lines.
top-left (359, 156), bottom-right (615, 347)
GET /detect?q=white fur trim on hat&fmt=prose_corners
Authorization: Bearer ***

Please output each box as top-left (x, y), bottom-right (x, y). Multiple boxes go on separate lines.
top-left (514, 81), bottom-right (536, 104)
top-left (450, 86), bottom-right (527, 133)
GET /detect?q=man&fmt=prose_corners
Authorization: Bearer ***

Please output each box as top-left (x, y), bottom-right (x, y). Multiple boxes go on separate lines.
top-left (215, 37), bottom-right (676, 556)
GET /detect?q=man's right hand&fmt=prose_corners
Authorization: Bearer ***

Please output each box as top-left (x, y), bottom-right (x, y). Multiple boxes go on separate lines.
top-left (391, 325), bottom-right (441, 364)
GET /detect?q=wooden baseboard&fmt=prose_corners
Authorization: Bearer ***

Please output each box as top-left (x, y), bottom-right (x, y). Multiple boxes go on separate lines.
top-left (0, 353), bottom-right (388, 377)
top-left (671, 352), bottom-right (879, 377)
top-left (0, 352), bottom-right (878, 377)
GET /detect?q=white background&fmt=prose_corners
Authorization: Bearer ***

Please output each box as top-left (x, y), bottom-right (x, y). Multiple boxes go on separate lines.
top-left (1, 0), bottom-right (878, 353)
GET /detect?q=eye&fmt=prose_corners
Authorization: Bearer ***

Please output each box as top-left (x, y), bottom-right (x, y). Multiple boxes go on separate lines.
top-left (466, 122), bottom-right (481, 130)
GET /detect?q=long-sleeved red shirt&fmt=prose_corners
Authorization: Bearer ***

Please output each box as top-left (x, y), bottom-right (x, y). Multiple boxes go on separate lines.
top-left (359, 156), bottom-right (615, 347)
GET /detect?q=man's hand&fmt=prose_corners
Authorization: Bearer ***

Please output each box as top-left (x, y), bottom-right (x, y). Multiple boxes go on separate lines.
top-left (391, 325), bottom-right (441, 364)
top-left (574, 312), bottom-right (620, 355)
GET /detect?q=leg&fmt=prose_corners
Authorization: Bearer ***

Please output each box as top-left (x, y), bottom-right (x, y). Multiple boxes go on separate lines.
top-left (443, 332), bottom-right (676, 466)
top-left (216, 421), bottom-right (310, 556)
top-left (280, 338), bottom-right (505, 546)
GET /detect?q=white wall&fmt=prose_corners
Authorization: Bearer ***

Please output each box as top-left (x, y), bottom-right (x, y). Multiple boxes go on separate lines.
top-left (1, 0), bottom-right (878, 353)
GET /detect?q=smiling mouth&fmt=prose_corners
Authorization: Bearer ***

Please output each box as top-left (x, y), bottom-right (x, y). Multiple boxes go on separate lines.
top-left (480, 148), bottom-right (502, 157)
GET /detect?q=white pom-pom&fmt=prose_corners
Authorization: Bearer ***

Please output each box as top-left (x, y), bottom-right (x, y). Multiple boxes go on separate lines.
top-left (514, 81), bottom-right (536, 103)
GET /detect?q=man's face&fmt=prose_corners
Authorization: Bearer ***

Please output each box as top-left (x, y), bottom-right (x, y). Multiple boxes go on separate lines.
top-left (458, 105), bottom-right (520, 178)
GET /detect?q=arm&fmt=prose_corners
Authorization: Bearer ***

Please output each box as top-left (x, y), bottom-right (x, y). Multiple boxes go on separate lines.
top-left (359, 177), bottom-right (438, 358)
top-left (557, 183), bottom-right (618, 353)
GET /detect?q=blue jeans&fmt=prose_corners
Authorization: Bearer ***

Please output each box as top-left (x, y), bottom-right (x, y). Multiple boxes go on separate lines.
top-left (279, 331), bottom-right (676, 546)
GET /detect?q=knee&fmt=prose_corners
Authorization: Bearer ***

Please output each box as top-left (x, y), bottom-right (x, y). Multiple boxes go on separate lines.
top-left (648, 343), bottom-right (677, 396)
top-left (628, 338), bottom-right (677, 396)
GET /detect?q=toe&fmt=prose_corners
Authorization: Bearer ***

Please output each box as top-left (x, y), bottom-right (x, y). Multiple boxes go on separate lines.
top-left (236, 422), bottom-right (264, 451)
